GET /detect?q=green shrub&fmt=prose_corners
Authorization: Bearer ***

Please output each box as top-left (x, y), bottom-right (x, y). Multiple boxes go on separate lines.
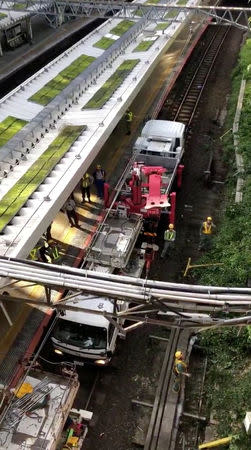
top-left (155, 22), bottom-right (171, 31)
top-left (0, 126), bottom-right (85, 232)
top-left (196, 38), bottom-right (251, 288)
top-left (110, 20), bottom-right (135, 36)
top-left (196, 36), bottom-right (251, 448)
top-left (165, 10), bottom-right (178, 19)
top-left (83, 59), bottom-right (140, 109)
top-left (133, 40), bottom-right (155, 52)
top-left (93, 37), bottom-right (115, 50)
top-left (0, 116), bottom-right (27, 147)
top-left (29, 55), bottom-right (95, 106)
top-left (199, 328), bottom-right (251, 439)
top-left (13, 3), bottom-right (26, 10)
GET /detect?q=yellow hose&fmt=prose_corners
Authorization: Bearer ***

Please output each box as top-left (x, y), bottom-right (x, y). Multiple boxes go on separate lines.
top-left (199, 436), bottom-right (232, 449)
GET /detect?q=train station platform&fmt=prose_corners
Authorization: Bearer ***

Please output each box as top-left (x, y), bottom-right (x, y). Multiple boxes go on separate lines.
top-left (0, 15), bottom-right (98, 82)
top-left (0, 12), bottom-right (207, 386)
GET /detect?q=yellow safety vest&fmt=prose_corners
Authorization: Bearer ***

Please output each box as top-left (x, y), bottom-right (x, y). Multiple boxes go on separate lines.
top-left (126, 111), bottom-right (133, 122)
top-left (82, 173), bottom-right (92, 188)
top-left (29, 247), bottom-right (40, 260)
top-left (174, 358), bottom-right (187, 375)
top-left (202, 222), bottom-right (212, 235)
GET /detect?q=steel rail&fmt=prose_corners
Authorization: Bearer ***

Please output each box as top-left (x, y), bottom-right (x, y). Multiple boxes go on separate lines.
top-left (144, 328), bottom-right (180, 449)
top-left (172, 25), bottom-right (230, 126)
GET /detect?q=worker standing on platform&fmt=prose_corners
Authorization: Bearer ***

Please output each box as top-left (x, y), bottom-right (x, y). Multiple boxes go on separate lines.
top-left (125, 109), bottom-right (133, 135)
top-left (199, 216), bottom-right (216, 250)
top-left (63, 196), bottom-right (79, 228)
top-left (81, 172), bottom-right (93, 203)
top-left (161, 223), bottom-right (176, 258)
top-left (93, 165), bottom-right (106, 199)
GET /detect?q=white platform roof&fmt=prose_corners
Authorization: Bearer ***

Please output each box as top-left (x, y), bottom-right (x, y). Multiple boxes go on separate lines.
top-left (0, 2), bottom-right (32, 30)
top-left (0, 0), bottom-right (199, 259)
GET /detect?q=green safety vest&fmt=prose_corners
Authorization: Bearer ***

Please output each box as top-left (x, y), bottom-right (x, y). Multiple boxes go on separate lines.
top-left (49, 246), bottom-right (60, 262)
top-left (164, 230), bottom-right (175, 241)
top-left (29, 247), bottom-right (40, 260)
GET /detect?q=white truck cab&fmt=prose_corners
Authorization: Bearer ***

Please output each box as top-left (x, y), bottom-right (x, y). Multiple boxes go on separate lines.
top-left (134, 119), bottom-right (185, 169)
top-left (51, 296), bottom-right (123, 366)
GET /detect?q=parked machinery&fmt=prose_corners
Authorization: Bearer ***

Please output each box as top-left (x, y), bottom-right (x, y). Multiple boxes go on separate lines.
top-left (50, 119), bottom-right (185, 365)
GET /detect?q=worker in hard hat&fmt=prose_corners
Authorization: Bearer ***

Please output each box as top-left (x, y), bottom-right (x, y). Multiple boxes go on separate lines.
top-left (174, 351), bottom-right (188, 376)
top-left (125, 109), bottom-right (133, 135)
top-left (93, 164), bottom-right (106, 199)
top-left (161, 223), bottom-right (176, 258)
top-left (199, 216), bottom-right (216, 250)
top-left (81, 172), bottom-right (93, 203)
top-left (173, 351), bottom-right (191, 393)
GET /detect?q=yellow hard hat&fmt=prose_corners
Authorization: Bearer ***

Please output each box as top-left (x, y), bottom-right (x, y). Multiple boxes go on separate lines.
top-left (169, 223), bottom-right (174, 229)
top-left (175, 351), bottom-right (183, 359)
top-left (207, 216), bottom-right (212, 221)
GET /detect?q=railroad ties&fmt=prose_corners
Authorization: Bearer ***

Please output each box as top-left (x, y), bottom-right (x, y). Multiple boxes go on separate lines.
top-left (132, 329), bottom-right (191, 449)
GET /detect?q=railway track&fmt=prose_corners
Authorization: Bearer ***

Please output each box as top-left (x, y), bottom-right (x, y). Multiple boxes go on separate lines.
top-left (144, 329), bottom-right (192, 450)
top-left (0, 19), bottom-right (236, 450)
top-left (176, 349), bottom-right (208, 449)
top-left (161, 25), bottom-right (231, 128)
top-left (47, 25), bottom-right (231, 450)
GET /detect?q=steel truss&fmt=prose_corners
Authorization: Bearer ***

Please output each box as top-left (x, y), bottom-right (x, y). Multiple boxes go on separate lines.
top-left (0, 257), bottom-right (250, 333)
top-left (0, 2), bottom-right (250, 31)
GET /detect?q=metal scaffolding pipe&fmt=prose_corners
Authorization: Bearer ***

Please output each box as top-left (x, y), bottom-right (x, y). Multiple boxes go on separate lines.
top-left (1, 257), bottom-right (251, 295)
top-left (0, 265), bottom-right (250, 306)
top-left (0, 260), bottom-right (250, 311)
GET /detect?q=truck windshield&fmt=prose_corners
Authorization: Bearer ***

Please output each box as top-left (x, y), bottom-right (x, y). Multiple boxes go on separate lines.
top-left (53, 319), bottom-right (107, 350)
